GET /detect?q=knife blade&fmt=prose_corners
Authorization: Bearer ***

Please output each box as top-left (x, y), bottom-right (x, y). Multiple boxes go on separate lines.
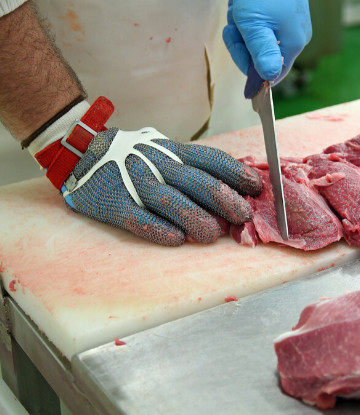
top-left (244, 62), bottom-right (289, 240)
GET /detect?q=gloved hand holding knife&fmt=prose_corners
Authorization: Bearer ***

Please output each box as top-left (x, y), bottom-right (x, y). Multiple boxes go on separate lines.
top-left (223, 0), bottom-right (312, 240)
top-left (223, 0), bottom-right (312, 85)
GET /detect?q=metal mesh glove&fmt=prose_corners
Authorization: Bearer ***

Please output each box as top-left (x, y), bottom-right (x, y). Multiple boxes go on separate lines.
top-left (63, 127), bottom-right (262, 247)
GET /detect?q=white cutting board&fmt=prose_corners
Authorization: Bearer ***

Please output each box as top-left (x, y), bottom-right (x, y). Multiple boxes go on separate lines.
top-left (1, 101), bottom-right (360, 360)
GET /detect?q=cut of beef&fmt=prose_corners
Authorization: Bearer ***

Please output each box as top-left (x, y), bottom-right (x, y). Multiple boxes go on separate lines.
top-left (230, 221), bottom-right (258, 247)
top-left (305, 154), bottom-right (360, 246)
top-left (323, 135), bottom-right (360, 167)
top-left (238, 159), bottom-right (344, 250)
top-left (274, 290), bottom-right (360, 409)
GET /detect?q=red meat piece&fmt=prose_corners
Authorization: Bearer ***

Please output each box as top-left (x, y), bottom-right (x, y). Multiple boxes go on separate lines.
top-left (247, 163), bottom-right (343, 250)
top-left (274, 290), bottom-right (360, 409)
top-left (206, 210), bottom-right (230, 236)
top-left (323, 135), bottom-right (360, 167)
top-left (230, 221), bottom-right (258, 248)
top-left (306, 155), bottom-right (360, 246)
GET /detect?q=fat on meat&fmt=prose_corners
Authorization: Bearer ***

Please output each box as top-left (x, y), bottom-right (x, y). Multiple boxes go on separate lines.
top-left (305, 154), bottom-right (360, 246)
top-left (230, 221), bottom-right (258, 247)
top-left (238, 158), bottom-right (344, 250)
top-left (274, 290), bottom-right (360, 410)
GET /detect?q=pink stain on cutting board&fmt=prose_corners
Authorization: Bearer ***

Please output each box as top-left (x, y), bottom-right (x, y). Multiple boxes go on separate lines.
top-left (64, 9), bottom-right (85, 35)
top-left (166, 37), bottom-right (171, 43)
top-left (307, 113), bottom-right (348, 122)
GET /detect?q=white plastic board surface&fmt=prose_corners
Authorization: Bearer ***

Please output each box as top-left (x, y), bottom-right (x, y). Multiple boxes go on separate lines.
top-left (1, 101), bottom-right (360, 360)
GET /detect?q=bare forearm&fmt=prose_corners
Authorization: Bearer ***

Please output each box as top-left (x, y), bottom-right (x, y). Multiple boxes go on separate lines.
top-left (0, 1), bottom-right (85, 141)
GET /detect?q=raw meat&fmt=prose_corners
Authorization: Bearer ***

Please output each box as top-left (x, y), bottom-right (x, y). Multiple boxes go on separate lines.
top-left (238, 159), bottom-right (344, 250)
top-left (206, 210), bottom-right (230, 236)
top-left (274, 290), bottom-right (360, 409)
top-left (230, 221), bottom-right (258, 248)
top-left (305, 154), bottom-right (360, 246)
top-left (229, 135), bottom-right (360, 251)
top-left (323, 135), bottom-right (360, 167)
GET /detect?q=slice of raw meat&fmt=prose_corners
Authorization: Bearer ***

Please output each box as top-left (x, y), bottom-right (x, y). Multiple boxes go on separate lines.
top-left (306, 154), bottom-right (360, 246)
top-left (323, 135), bottom-right (360, 167)
top-left (274, 290), bottom-right (360, 410)
top-left (230, 221), bottom-right (258, 247)
top-left (243, 162), bottom-right (343, 250)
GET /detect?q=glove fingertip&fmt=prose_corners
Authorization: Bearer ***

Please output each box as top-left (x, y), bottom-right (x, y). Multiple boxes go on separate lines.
top-left (255, 53), bottom-right (283, 82)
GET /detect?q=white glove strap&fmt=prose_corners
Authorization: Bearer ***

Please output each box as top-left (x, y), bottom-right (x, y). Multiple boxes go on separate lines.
top-left (28, 101), bottom-right (90, 159)
top-left (63, 127), bottom-right (183, 208)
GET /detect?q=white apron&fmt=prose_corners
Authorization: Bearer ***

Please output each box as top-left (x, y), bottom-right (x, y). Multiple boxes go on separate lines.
top-left (36, 0), bottom-right (259, 142)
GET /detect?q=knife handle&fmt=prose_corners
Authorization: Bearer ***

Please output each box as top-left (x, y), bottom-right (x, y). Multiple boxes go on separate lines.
top-left (244, 61), bottom-right (264, 100)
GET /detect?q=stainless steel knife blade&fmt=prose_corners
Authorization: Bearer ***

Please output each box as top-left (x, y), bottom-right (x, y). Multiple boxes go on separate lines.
top-left (251, 84), bottom-right (289, 240)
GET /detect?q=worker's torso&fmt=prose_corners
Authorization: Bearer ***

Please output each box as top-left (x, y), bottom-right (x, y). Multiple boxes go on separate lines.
top-left (38, 0), bottom-right (259, 142)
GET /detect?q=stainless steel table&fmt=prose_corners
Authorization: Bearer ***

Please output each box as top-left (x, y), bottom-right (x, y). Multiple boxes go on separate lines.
top-left (73, 259), bottom-right (360, 415)
top-left (2, 259), bottom-right (360, 414)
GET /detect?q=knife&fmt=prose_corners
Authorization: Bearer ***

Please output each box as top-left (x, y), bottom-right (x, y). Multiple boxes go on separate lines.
top-left (244, 61), bottom-right (289, 240)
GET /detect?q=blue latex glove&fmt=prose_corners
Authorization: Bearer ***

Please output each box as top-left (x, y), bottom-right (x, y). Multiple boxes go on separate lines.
top-left (62, 128), bottom-right (262, 247)
top-left (223, 0), bottom-right (312, 85)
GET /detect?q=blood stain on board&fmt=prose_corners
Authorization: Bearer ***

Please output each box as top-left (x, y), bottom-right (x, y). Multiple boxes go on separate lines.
top-left (115, 338), bottom-right (126, 346)
top-left (0, 263), bottom-right (5, 273)
top-left (198, 297), bottom-right (202, 301)
top-left (108, 316), bottom-right (118, 319)
top-left (225, 295), bottom-right (238, 302)
top-left (166, 37), bottom-right (171, 43)
top-left (306, 113), bottom-right (347, 122)
top-left (64, 9), bottom-right (85, 35)
top-left (9, 280), bottom-right (16, 292)
top-left (134, 23), bottom-right (139, 26)
top-left (149, 37), bottom-right (153, 40)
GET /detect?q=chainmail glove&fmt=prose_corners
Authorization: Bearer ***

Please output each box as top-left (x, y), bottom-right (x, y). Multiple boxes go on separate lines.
top-left (61, 127), bottom-right (262, 246)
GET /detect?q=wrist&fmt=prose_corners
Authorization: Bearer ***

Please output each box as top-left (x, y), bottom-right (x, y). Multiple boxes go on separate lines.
top-left (21, 94), bottom-right (87, 148)
top-left (28, 96), bottom-right (114, 190)
top-left (28, 100), bottom-right (91, 157)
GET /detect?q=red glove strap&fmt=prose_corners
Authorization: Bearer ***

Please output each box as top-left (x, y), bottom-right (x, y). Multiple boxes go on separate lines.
top-left (35, 96), bottom-right (114, 190)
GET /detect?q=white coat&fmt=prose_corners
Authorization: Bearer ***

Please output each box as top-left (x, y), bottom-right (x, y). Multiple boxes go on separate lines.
top-left (36, 0), bottom-right (259, 142)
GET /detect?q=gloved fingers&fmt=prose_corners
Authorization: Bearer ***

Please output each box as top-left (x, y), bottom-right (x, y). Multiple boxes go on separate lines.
top-left (66, 161), bottom-right (185, 247)
top-left (148, 140), bottom-right (262, 197)
top-left (272, 32), bottom-right (311, 85)
top-left (131, 145), bottom-right (253, 225)
top-left (223, 24), bottom-right (251, 76)
top-left (125, 155), bottom-right (221, 244)
top-left (237, 24), bottom-right (283, 82)
top-left (121, 205), bottom-right (185, 247)
top-left (229, 0), bottom-right (312, 85)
